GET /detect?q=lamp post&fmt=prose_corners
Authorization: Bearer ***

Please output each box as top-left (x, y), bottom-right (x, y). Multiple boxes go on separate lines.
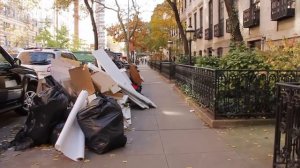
top-left (186, 25), bottom-right (195, 65)
top-left (159, 46), bottom-right (163, 61)
top-left (167, 40), bottom-right (173, 62)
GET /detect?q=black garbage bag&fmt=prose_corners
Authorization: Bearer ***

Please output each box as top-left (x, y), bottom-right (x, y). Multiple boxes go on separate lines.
top-left (49, 122), bottom-right (65, 145)
top-left (10, 76), bottom-right (69, 150)
top-left (77, 96), bottom-right (127, 154)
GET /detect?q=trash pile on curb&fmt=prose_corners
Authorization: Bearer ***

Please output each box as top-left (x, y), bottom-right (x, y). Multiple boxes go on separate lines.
top-left (2, 49), bottom-right (156, 161)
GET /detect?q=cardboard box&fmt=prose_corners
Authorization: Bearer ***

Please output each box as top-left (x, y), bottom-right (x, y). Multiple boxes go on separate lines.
top-left (104, 92), bottom-right (124, 100)
top-left (51, 58), bottom-right (80, 83)
top-left (69, 66), bottom-right (95, 95)
top-left (91, 71), bottom-right (120, 93)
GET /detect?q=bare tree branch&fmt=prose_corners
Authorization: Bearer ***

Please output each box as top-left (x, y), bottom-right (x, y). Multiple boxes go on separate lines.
top-left (129, 0), bottom-right (139, 38)
top-left (94, 0), bottom-right (118, 12)
top-left (95, 0), bottom-right (140, 61)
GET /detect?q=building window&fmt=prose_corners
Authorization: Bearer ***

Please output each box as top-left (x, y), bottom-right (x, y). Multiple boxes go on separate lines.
top-left (250, 0), bottom-right (260, 8)
top-left (199, 50), bottom-right (202, 56)
top-left (184, 0), bottom-right (187, 8)
top-left (209, 0), bottom-right (213, 27)
top-left (208, 47), bottom-right (213, 56)
top-left (248, 40), bottom-right (261, 50)
top-left (194, 12), bottom-right (197, 29)
top-left (217, 47), bottom-right (223, 57)
top-left (200, 7), bottom-right (203, 28)
top-left (189, 17), bottom-right (192, 27)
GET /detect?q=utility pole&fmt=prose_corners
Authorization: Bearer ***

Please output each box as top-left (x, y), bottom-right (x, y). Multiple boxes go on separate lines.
top-left (74, 0), bottom-right (79, 49)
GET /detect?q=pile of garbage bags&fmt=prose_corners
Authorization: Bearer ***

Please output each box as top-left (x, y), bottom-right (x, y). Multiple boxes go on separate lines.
top-left (2, 49), bottom-right (156, 161)
top-left (7, 76), bottom-right (127, 155)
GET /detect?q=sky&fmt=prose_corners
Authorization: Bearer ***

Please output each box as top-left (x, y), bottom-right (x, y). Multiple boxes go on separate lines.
top-left (37, 0), bottom-right (164, 44)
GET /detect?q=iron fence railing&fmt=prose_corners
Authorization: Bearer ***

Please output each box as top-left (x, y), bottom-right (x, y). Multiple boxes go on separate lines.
top-left (273, 82), bottom-right (300, 168)
top-left (149, 61), bottom-right (300, 119)
top-left (161, 62), bottom-right (171, 79)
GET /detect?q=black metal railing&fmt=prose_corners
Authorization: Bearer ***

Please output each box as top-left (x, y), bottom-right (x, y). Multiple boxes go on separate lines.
top-left (214, 20), bottom-right (224, 37)
top-left (243, 6), bottom-right (260, 28)
top-left (271, 0), bottom-right (295, 21)
top-left (149, 61), bottom-right (300, 119)
top-left (161, 62), bottom-right (172, 79)
top-left (215, 70), bottom-right (300, 119)
top-left (151, 60), bottom-right (161, 71)
top-left (273, 82), bottom-right (300, 167)
top-left (205, 25), bottom-right (213, 40)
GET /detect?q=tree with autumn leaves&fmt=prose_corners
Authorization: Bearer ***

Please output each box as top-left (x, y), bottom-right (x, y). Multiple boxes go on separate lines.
top-left (148, 1), bottom-right (176, 52)
top-left (106, 18), bottom-right (149, 53)
top-left (106, 1), bottom-right (177, 53)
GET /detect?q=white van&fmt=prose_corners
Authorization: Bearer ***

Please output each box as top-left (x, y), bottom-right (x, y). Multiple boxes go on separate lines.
top-left (17, 49), bottom-right (78, 79)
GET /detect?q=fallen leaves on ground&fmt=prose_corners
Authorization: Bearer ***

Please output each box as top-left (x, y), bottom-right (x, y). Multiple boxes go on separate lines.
top-left (84, 159), bottom-right (90, 163)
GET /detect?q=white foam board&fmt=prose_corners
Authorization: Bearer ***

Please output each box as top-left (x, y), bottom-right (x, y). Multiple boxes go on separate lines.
top-left (55, 90), bottom-right (88, 161)
top-left (92, 49), bottom-right (157, 108)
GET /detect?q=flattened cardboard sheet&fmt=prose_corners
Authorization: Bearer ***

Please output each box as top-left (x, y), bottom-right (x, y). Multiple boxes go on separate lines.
top-left (69, 66), bottom-right (95, 95)
top-left (91, 71), bottom-right (120, 93)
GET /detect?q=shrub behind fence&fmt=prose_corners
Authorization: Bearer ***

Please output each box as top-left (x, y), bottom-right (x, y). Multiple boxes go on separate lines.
top-left (149, 61), bottom-right (300, 119)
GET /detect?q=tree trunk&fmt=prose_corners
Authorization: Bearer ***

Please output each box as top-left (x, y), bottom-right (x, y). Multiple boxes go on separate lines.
top-left (166, 0), bottom-right (189, 55)
top-left (73, 0), bottom-right (79, 49)
top-left (84, 0), bottom-right (98, 50)
top-left (224, 0), bottom-right (243, 42)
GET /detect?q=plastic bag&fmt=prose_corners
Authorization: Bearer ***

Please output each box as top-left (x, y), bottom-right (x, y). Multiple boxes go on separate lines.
top-left (77, 96), bottom-right (127, 154)
top-left (10, 76), bottom-right (69, 150)
top-left (50, 122), bottom-right (65, 145)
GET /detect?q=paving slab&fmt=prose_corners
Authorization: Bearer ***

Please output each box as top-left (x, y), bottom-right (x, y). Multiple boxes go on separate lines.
top-left (112, 130), bottom-right (164, 156)
top-left (165, 152), bottom-right (258, 168)
top-left (160, 129), bottom-right (227, 154)
top-left (82, 153), bottom-right (168, 168)
top-left (0, 147), bottom-right (82, 168)
top-left (130, 109), bottom-right (158, 131)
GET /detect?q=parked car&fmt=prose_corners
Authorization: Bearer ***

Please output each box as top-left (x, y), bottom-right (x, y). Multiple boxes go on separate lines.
top-left (73, 51), bottom-right (95, 63)
top-left (17, 48), bottom-right (78, 79)
top-left (0, 46), bottom-right (38, 115)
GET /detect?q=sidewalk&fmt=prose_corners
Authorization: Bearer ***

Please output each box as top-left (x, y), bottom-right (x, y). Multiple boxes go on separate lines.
top-left (0, 65), bottom-right (272, 168)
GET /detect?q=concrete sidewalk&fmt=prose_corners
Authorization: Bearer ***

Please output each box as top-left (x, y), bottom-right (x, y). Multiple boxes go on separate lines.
top-left (0, 65), bottom-right (272, 168)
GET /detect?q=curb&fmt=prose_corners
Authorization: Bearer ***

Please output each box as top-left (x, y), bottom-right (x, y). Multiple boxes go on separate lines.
top-left (154, 69), bottom-right (275, 128)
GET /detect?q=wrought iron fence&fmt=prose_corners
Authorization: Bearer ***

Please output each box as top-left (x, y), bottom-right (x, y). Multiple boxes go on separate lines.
top-left (149, 61), bottom-right (300, 119)
top-left (273, 83), bottom-right (300, 168)
top-left (215, 70), bottom-right (300, 119)
top-left (161, 62), bottom-right (172, 79)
